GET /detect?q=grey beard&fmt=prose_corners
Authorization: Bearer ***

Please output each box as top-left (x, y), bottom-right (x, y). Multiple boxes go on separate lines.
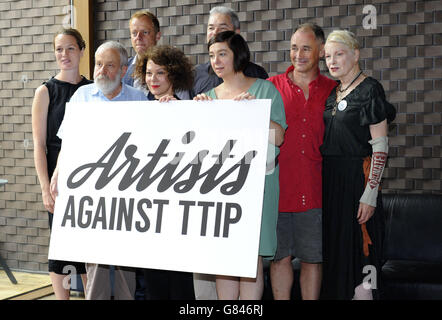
top-left (95, 72), bottom-right (122, 95)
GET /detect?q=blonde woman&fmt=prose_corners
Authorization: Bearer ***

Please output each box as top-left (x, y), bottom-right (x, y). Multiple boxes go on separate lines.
top-left (320, 30), bottom-right (396, 300)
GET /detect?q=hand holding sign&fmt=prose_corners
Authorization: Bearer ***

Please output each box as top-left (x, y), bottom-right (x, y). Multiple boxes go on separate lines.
top-left (50, 166), bottom-right (59, 199)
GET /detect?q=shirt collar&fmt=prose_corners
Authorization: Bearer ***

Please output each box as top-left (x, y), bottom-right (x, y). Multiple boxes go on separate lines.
top-left (285, 65), bottom-right (322, 87)
top-left (205, 61), bottom-right (211, 72)
top-left (91, 83), bottom-right (101, 96)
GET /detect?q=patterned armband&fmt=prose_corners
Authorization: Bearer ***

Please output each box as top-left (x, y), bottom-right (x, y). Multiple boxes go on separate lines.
top-left (359, 136), bottom-right (389, 207)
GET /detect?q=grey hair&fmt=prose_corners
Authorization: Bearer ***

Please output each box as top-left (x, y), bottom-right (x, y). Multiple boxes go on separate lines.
top-left (95, 41), bottom-right (129, 67)
top-left (209, 6), bottom-right (240, 30)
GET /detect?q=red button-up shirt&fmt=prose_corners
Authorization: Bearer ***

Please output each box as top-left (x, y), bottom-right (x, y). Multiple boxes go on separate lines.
top-left (268, 66), bottom-right (336, 212)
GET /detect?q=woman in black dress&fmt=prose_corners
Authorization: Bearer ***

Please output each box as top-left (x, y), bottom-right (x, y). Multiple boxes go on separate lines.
top-left (320, 30), bottom-right (396, 300)
top-left (133, 45), bottom-right (196, 300)
top-left (32, 28), bottom-right (91, 299)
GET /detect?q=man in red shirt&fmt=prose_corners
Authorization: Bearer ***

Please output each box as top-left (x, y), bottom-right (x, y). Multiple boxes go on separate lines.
top-left (268, 23), bottom-right (336, 300)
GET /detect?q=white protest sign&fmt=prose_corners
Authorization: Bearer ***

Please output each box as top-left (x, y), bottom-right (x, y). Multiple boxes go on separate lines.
top-left (48, 99), bottom-right (271, 278)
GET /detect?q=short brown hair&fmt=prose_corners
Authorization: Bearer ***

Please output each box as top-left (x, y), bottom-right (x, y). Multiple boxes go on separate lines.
top-left (134, 45), bottom-right (194, 92)
top-left (295, 22), bottom-right (325, 44)
top-left (53, 28), bottom-right (86, 50)
top-left (129, 10), bottom-right (160, 34)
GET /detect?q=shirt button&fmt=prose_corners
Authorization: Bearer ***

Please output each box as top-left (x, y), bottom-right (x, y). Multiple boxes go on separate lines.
top-left (301, 150), bottom-right (305, 154)
top-left (302, 118), bottom-right (306, 122)
top-left (298, 89), bottom-right (301, 93)
top-left (302, 134), bottom-right (306, 138)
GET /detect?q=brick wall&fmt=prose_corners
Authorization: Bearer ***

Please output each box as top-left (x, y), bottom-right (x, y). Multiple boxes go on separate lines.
top-left (0, 0), bottom-right (72, 272)
top-left (95, 0), bottom-right (442, 194)
top-left (0, 0), bottom-right (441, 273)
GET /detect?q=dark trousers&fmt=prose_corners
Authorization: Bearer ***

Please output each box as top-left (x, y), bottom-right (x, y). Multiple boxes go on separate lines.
top-left (143, 268), bottom-right (195, 300)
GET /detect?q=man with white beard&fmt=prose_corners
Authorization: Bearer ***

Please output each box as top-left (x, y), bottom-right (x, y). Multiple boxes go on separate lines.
top-left (68, 41), bottom-right (147, 102)
top-left (51, 40), bottom-right (147, 299)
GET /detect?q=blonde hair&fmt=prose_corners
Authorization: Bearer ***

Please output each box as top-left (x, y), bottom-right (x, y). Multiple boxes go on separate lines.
top-left (129, 10), bottom-right (160, 34)
top-left (326, 29), bottom-right (360, 50)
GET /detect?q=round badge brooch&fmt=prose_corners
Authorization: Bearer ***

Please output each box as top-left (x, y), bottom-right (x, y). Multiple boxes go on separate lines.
top-left (337, 100), bottom-right (347, 112)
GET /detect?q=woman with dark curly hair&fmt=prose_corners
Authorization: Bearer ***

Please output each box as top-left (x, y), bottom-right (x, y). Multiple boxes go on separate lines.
top-left (134, 45), bottom-right (196, 300)
top-left (134, 45), bottom-right (194, 102)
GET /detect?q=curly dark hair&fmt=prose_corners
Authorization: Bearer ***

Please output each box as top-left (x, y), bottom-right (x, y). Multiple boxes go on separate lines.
top-left (134, 45), bottom-right (194, 92)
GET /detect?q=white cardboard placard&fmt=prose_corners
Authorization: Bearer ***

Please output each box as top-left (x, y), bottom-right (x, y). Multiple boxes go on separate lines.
top-left (48, 99), bottom-right (271, 278)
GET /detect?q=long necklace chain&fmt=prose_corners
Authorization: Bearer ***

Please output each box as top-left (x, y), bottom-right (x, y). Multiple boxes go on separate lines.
top-left (333, 71), bottom-right (363, 116)
top-left (338, 70), bottom-right (363, 93)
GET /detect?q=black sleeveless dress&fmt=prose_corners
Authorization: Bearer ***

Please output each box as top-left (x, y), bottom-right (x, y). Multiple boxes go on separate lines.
top-left (320, 77), bottom-right (396, 299)
top-left (44, 76), bottom-right (92, 275)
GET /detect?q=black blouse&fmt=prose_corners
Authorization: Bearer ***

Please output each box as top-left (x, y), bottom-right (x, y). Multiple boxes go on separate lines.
top-left (320, 77), bottom-right (396, 158)
top-left (44, 76), bottom-right (92, 150)
top-left (147, 91), bottom-right (180, 101)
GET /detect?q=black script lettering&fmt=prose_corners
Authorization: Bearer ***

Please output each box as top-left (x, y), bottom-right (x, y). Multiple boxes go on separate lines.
top-left (223, 203), bottom-right (242, 237)
top-left (198, 201), bottom-right (215, 236)
top-left (180, 200), bottom-right (196, 235)
top-left (153, 199), bottom-right (168, 233)
top-left (60, 196), bottom-right (167, 233)
top-left (62, 195), bottom-right (76, 227)
top-left (135, 199), bottom-right (151, 232)
top-left (168, 151), bottom-right (209, 193)
top-left (202, 150), bottom-right (257, 195)
top-left (120, 140), bottom-right (169, 191)
top-left (214, 202), bottom-right (223, 237)
top-left (179, 201), bottom-right (241, 238)
top-left (134, 132), bottom-right (209, 193)
top-left (67, 133), bottom-right (133, 189)
top-left (108, 197), bottom-right (118, 230)
top-left (78, 196), bottom-right (93, 228)
top-left (196, 140), bottom-right (236, 194)
top-left (67, 132), bottom-right (257, 195)
top-left (91, 197), bottom-right (107, 229)
top-left (197, 142), bottom-right (256, 195)
top-left (117, 198), bottom-right (134, 231)
top-left (134, 199), bottom-right (169, 233)
top-left (137, 150), bottom-right (210, 193)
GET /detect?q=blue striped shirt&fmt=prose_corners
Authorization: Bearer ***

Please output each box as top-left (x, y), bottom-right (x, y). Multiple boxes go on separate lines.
top-left (58, 82), bottom-right (147, 139)
top-left (69, 82), bottom-right (147, 102)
